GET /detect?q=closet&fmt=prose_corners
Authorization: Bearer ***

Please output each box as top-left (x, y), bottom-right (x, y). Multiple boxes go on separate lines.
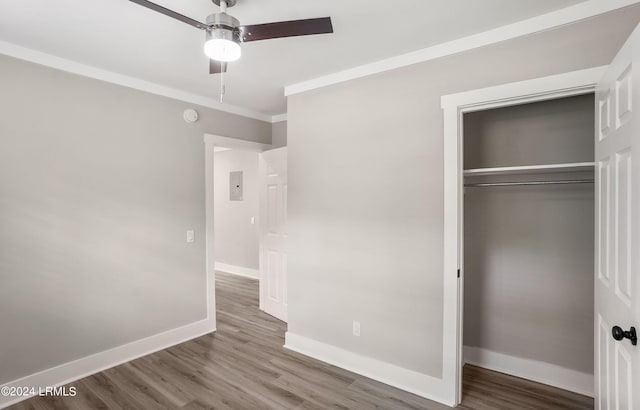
top-left (462, 93), bottom-right (595, 392)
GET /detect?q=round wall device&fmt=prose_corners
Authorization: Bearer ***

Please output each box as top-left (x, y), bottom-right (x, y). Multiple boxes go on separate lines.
top-left (183, 109), bottom-right (199, 123)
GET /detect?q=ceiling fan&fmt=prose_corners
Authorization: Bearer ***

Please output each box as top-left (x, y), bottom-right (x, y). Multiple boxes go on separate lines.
top-left (129, 0), bottom-right (333, 76)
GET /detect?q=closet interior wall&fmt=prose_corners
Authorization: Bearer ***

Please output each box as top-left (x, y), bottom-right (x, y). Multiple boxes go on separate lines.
top-left (463, 94), bottom-right (595, 376)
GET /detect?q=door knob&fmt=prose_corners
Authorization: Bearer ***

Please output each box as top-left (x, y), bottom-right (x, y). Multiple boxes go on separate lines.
top-left (612, 326), bottom-right (637, 346)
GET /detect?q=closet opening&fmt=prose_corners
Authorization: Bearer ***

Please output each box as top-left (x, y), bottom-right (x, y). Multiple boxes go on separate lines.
top-left (461, 93), bottom-right (595, 400)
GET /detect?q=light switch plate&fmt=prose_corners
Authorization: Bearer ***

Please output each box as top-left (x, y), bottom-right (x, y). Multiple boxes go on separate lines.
top-left (187, 230), bottom-right (195, 243)
top-left (353, 321), bottom-right (361, 337)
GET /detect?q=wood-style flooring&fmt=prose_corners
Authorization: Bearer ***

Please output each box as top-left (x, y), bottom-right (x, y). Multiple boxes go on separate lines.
top-left (10, 272), bottom-right (594, 409)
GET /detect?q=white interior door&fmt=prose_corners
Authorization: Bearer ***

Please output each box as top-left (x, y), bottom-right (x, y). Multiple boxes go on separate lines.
top-left (259, 147), bottom-right (287, 322)
top-left (595, 24), bottom-right (640, 410)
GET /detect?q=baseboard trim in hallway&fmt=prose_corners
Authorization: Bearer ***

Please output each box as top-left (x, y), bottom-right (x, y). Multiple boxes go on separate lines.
top-left (214, 262), bottom-right (260, 279)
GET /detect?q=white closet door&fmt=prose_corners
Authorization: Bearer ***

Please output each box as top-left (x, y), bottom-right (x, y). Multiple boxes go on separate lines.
top-left (595, 23), bottom-right (640, 410)
top-left (259, 147), bottom-right (288, 322)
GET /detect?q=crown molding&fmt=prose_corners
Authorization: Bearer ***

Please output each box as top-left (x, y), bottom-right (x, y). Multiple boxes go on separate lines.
top-left (285, 0), bottom-right (640, 96)
top-left (0, 40), bottom-right (282, 123)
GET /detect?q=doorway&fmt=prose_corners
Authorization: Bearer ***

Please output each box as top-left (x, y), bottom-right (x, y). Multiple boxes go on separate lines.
top-left (440, 67), bottom-right (606, 405)
top-left (461, 94), bottom-right (595, 397)
top-left (204, 134), bottom-right (288, 324)
top-left (213, 146), bottom-right (261, 279)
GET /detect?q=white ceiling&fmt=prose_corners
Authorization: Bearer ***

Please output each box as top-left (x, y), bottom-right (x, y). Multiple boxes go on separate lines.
top-left (0, 0), bottom-right (589, 117)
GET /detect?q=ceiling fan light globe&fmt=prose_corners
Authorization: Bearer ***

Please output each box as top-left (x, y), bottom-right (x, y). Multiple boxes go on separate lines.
top-left (204, 38), bottom-right (241, 62)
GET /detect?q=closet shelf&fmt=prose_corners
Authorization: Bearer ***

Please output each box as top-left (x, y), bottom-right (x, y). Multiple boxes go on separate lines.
top-left (463, 162), bottom-right (595, 177)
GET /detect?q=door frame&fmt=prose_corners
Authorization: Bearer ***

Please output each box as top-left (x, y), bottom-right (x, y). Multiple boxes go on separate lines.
top-left (440, 66), bottom-right (606, 406)
top-left (203, 134), bottom-right (272, 327)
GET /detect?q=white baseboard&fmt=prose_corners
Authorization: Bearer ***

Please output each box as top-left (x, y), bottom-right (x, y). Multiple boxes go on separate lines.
top-left (463, 346), bottom-right (593, 397)
top-left (215, 262), bottom-right (259, 279)
top-left (0, 318), bottom-right (216, 409)
top-left (284, 332), bottom-right (454, 407)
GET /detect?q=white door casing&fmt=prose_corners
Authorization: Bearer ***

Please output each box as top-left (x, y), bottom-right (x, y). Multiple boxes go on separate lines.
top-left (442, 67), bottom-right (607, 406)
top-left (595, 24), bottom-right (640, 410)
top-left (259, 147), bottom-right (288, 322)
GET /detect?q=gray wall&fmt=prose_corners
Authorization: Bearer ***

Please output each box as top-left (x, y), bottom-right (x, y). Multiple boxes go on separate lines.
top-left (0, 54), bottom-right (270, 384)
top-left (463, 95), bottom-right (595, 374)
top-left (271, 121), bottom-right (287, 148)
top-left (214, 150), bottom-right (259, 270)
top-left (287, 7), bottom-right (640, 378)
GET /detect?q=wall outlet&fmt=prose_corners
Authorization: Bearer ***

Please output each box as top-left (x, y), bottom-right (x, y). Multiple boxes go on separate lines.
top-left (186, 230), bottom-right (195, 243)
top-left (353, 320), bottom-right (361, 337)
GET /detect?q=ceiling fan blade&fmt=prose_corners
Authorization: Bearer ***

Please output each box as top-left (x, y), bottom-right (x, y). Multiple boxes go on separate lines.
top-left (238, 17), bottom-right (333, 43)
top-left (129, 0), bottom-right (209, 30)
top-left (210, 60), bottom-right (228, 74)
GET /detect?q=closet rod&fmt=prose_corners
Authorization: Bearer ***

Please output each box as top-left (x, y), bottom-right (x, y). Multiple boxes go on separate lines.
top-left (465, 179), bottom-right (594, 188)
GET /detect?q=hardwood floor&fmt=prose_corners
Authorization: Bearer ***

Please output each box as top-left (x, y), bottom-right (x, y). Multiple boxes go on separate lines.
top-left (10, 272), bottom-right (593, 409)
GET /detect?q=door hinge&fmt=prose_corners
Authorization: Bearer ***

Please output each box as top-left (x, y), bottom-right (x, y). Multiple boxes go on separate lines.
top-left (457, 269), bottom-right (460, 278)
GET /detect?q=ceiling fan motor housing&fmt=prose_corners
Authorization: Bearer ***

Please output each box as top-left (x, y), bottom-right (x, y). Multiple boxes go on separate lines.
top-left (212, 0), bottom-right (237, 7)
top-left (206, 12), bottom-right (241, 43)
